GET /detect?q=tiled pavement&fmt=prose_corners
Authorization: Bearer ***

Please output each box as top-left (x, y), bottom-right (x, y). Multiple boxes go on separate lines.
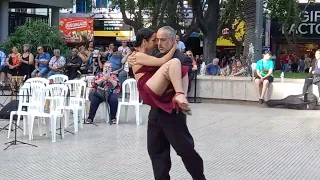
top-left (0, 102), bottom-right (320, 179)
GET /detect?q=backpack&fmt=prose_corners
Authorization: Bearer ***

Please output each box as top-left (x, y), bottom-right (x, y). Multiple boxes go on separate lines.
top-left (266, 94), bottom-right (318, 110)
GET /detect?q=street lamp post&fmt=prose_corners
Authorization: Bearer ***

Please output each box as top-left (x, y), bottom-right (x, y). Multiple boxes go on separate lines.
top-left (254, 0), bottom-right (264, 63)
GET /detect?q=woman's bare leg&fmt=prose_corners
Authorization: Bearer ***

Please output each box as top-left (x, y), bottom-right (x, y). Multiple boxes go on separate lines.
top-left (146, 58), bottom-right (188, 104)
top-left (182, 74), bottom-right (189, 95)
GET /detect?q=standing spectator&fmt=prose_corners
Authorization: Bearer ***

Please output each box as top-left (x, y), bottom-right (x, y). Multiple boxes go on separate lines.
top-left (302, 49), bottom-right (320, 101)
top-left (305, 54), bottom-right (312, 73)
top-left (291, 53), bottom-right (298, 73)
top-left (19, 44), bottom-right (34, 79)
top-left (118, 40), bottom-right (130, 57)
top-left (254, 51), bottom-right (274, 104)
top-left (186, 51), bottom-right (198, 71)
top-left (31, 46), bottom-right (50, 78)
top-left (176, 35), bottom-right (186, 53)
top-left (65, 48), bottom-right (82, 80)
top-left (280, 50), bottom-right (289, 72)
top-left (298, 56), bottom-right (305, 73)
top-left (0, 49), bottom-right (7, 85)
top-left (185, 50), bottom-right (197, 93)
top-left (47, 49), bottom-right (66, 77)
top-left (206, 58), bottom-right (221, 76)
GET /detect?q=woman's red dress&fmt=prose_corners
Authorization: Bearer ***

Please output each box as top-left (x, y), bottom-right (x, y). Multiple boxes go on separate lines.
top-left (135, 65), bottom-right (189, 114)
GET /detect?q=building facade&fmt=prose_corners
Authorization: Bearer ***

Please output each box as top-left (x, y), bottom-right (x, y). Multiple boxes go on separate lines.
top-left (0, 0), bottom-right (73, 44)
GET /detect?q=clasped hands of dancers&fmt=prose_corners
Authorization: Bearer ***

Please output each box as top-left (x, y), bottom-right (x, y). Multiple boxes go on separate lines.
top-left (127, 28), bottom-right (191, 115)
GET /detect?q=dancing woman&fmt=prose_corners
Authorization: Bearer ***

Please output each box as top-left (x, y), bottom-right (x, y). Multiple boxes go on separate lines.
top-left (129, 28), bottom-right (191, 114)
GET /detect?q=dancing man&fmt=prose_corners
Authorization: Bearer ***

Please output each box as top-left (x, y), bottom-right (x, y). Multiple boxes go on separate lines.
top-left (129, 26), bottom-right (206, 180)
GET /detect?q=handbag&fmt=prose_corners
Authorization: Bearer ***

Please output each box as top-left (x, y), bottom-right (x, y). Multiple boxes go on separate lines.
top-left (92, 80), bottom-right (111, 101)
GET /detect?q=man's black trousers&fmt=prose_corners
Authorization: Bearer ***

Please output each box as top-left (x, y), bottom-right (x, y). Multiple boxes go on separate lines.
top-left (147, 108), bottom-right (206, 180)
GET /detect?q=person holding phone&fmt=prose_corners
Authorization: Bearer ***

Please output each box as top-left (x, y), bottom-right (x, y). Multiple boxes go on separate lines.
top-left (31, 46), bottom-right (50, 78)
top-left (86, 61), bottom-right (120, 124)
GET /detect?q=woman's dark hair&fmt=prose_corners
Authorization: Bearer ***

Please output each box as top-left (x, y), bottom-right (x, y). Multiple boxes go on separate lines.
top-left (132, 28), bottom-right (155, 47)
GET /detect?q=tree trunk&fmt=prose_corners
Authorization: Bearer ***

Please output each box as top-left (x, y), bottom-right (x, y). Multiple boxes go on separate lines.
top-left (203, 33), bottom-right (217, 64)
top-left (243, 0), bottom-right (255, 65)
top-left (235, 43), bottom-right (242, 58)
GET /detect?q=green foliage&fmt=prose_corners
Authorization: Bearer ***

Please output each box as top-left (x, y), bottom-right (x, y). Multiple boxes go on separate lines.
top-left (267, 0), bottom-right (315, 43)
top-left (219, 0), bottom-right (245, 43)
top-left (111, 0), bottom-right (187, 34)
top-left (1, 20), bottom-right (71, 57)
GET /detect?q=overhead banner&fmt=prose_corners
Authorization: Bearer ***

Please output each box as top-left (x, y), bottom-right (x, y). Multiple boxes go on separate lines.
top-left (59, 17), bottom-right (94, 43)
top-left (93, 19), bottom-right (131, 31)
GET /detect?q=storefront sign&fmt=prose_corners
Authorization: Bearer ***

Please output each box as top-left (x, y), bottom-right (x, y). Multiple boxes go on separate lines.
top-left (94, 19), bottom-right (131, 31)
top-left (285, 11), bottom-right (320, 35)
top-left (59, 17), bottom-right (93, 43)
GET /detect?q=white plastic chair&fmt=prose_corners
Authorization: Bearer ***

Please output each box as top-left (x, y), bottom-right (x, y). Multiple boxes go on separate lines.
top-left (25, 83), bottom-right (47, 140)
top-left (64, 80), bottom-right (86, 132)
top-left (47, 74), bottom-right (69, 84)
top-left (24, 77), bottom-right (49, 92)
top-left (29, 84), bottom-right (68, 142)
top-left (83, 75), bottom-right (110, 122)
top-left (25, 77), bottom-right (49, 85)
top-left (7, 87), bottom-right (30, 138)
top-left (116, 78), bottom-right (143, 125)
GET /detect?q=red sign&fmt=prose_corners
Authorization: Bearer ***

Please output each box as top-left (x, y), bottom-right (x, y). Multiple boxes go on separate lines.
top-left (59, 18), bottom-right (94, 43)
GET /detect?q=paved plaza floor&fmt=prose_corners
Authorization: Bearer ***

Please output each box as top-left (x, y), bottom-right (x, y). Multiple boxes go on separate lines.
top-left (0, 102), bottom-right (320, 179)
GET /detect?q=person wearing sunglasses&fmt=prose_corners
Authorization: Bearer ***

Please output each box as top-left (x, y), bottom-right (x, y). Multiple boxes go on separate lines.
top-left (31, 46), bottom-right (50, 78)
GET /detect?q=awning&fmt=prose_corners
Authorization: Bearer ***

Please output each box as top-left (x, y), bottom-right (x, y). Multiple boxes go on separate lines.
top-left (94, 31), bottom-right (132, 37)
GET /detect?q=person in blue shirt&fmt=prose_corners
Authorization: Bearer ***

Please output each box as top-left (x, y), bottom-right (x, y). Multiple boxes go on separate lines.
top-left (254, 51), bottom-right (275, 104)
top-left (108, 47), bottom-right (124, 74)
top-left (31, 46), bottom-right (50, 78)
top-left (206, 58), bottom-right (221, 76)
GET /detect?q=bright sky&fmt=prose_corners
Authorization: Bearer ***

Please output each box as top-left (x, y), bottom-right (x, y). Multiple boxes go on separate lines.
top-left (299, 0), bottom-right (320, 2)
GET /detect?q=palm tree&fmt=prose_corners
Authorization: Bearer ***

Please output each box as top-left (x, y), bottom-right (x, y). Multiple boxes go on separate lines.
top-left (243, 0), bottom-right (256, 66)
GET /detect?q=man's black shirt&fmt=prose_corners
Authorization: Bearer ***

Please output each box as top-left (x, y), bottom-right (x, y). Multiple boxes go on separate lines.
top-left (66, 56), bottom-right (82, 79)
top-left (155, 50), bottom-right (193, 73)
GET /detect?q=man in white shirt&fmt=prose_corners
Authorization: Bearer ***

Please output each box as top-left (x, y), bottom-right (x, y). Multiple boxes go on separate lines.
top-left (176, 35), bottom-right (186, 53)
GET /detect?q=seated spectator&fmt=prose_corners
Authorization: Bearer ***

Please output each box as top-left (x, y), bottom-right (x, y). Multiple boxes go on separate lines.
top-left (19, 44), bottom-right (34, 79)
top-left (254, 51), bottom-right (274, 104)
top-left (102, 43), bottom-right (115, 61)
top-left (86, 61), bottom-right (120, 124)
top-left (230, 60), bottom-right (246, 76)
top-left (78, 46), bottom-right (91, 76)
top-left (117, 52), bottom-right (131, 85)
top-left (91, 50), bottom-right (104, 75)
top-left (108, 47), bottom-right (123, 73)
top-left (303, 49), bottom-right (320, 101)
top-left (206, 58), bottom-right (221, 76)
top-left (65, 48), bottom-right (82, 80)
top-left (31, 46), bottom-right (50, 78)
top-left (2, 47), bottom-right (22, 101)
top-left (47, 49), bottom-right (66, 78)
top-left (0, 49), bottom-right (7, 85)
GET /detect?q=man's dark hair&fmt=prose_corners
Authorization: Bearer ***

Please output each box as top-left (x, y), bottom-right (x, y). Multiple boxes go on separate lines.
top-left (264, 50), bottom-right (272, 56)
